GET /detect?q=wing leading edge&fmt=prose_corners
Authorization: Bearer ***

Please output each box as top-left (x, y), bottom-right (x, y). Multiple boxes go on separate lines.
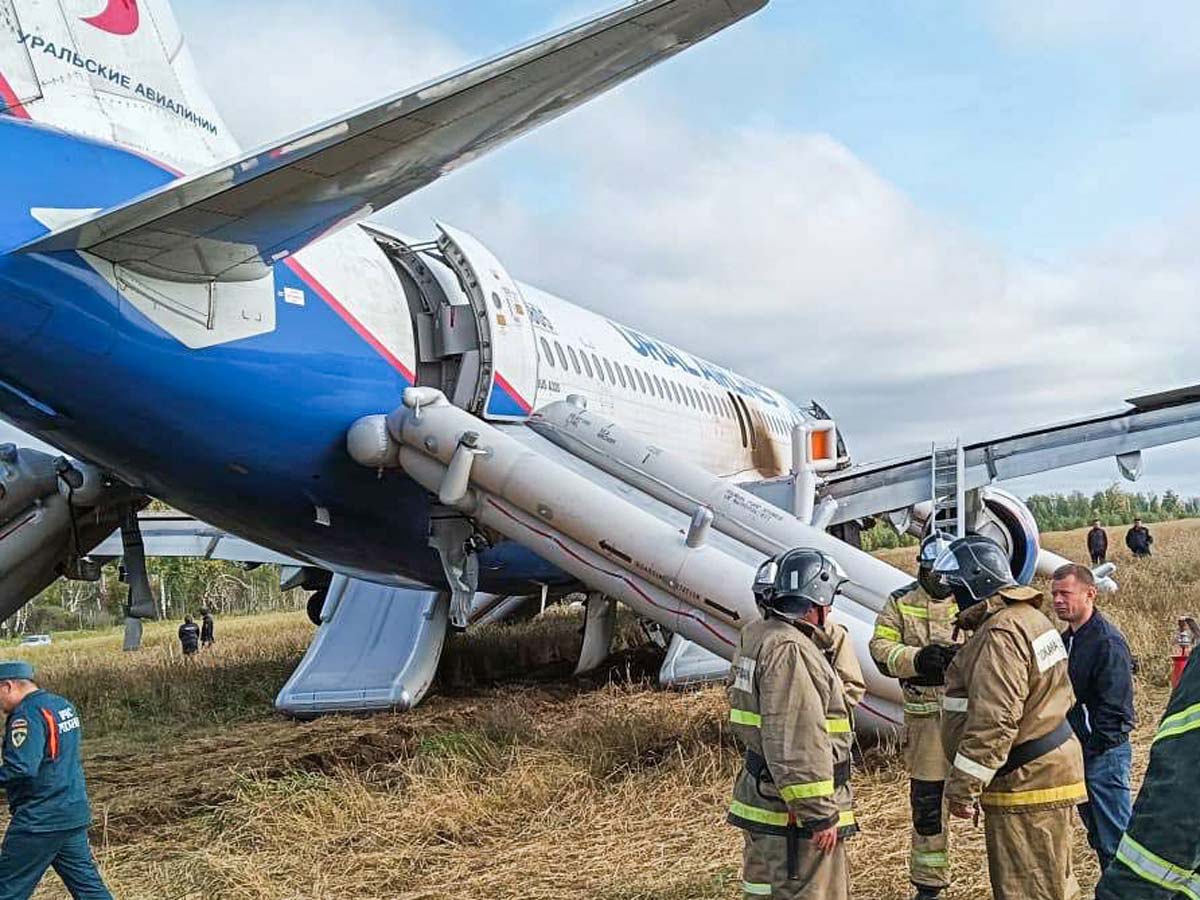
top-left (17, 0), bottom-right (768, 282)
top-left (783, 385), bottom-right (1200, 525)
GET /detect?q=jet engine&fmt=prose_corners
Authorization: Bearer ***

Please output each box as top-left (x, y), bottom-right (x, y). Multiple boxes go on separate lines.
top-left (0, 445), bottom-right (135, 621)
top-left (968, 487), bottom-right (1042, 586)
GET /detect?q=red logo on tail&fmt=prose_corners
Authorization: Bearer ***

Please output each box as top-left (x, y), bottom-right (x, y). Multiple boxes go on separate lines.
top-left (82, 0), bottom-right (139, 36)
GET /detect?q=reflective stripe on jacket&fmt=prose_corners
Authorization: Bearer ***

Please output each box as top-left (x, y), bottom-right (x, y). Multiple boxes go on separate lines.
top-left (727, 616), bottom-right (856, 837)
top-left (941, 585), bottom-right (1086, 813)
top-left (869, 583), bottom-right (960, 719)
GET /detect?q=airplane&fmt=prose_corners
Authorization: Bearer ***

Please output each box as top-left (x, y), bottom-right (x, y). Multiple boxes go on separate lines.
top-left (3, 0), bottom-right (1200, 729)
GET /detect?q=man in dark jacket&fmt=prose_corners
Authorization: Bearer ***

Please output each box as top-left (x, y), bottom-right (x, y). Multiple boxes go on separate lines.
top-left (200, 609), bottom-right (215, 648)
top-left (0, 660), bottom-right (112, 899)
top-left (1087, 520), bottom-right (1108, 565)
top-left (1051, 564), bottom-right (1135, 873)
top-left (178, 616), bottom-right (200, 656)
top-left (1125, 519), bottom-right (1153, 557)
top-left (1097, 636), bottom-right (1200, 899)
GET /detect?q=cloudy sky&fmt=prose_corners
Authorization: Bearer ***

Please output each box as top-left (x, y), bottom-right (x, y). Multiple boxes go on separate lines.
top-left (11, 0), bottom-right (1200, 497)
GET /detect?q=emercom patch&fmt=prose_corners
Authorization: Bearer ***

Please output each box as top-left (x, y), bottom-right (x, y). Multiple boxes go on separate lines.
top-left (10, 718), bottom-right (28, 749)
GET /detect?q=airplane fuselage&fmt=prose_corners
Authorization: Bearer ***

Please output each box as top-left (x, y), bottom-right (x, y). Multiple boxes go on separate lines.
top-left (0, 116), bottom-right (811, 594)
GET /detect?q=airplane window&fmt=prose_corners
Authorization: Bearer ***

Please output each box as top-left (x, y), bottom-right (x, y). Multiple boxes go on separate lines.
top-left (688, 387), bottom-right (700, 408)
top-left (540, 338), bottom-right (554, 368)
top-left (671, 382), bottom-right (683, 405)
top-left (592, 354), bottom-right (605, 382)
top-left (567, 345), bottom-right (581, 374)
top-left (624, 364), bottom-right (636, 389)
top-left (652, 375), bottom-right (664, 399)
top-left (580, 352), bottom-right (594, 378)
top-left (703, 394), bottom-right (713, 414)
top-left (635, 370), bottom-right (647, 393)
top-left (554, 341), bottom-right (570, 371)
top-left (615, 363), bottom-right (627, 389)
top-left (603, 358), bottom-right (616, 384)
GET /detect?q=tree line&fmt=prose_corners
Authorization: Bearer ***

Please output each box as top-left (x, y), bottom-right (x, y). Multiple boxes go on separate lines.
top-left (862, 485), bottom-right (1199, 552)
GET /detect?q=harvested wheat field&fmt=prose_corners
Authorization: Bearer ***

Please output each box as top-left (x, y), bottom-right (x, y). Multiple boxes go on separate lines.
top-left (9, 519), bottom-right (1200, 899)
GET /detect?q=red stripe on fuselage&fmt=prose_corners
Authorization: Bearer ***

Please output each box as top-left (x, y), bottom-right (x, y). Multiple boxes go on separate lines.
top-left (0, 72), bottom-right (32, 120)
top-left (492, 371), bottom-right (532, 414)
top-left (283, 257), bottom-right (415, 384)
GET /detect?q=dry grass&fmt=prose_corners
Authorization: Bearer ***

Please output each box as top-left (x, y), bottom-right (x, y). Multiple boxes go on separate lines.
top-left (13, 521), bottom-right (1200, 899)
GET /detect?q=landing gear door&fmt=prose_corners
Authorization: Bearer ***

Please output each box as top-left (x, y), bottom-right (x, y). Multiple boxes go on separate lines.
top-left (436, 222), bottom-right (539, 420)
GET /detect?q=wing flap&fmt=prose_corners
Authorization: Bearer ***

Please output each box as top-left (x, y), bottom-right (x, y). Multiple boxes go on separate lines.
top-left (18, 0), bottom-right (767, 282)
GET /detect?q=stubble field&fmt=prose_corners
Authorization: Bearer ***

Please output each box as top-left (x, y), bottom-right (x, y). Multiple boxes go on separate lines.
top-left (8, 520), bottom-right (1199, 899)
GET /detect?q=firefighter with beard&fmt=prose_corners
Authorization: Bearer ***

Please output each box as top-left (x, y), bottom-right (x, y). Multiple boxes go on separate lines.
top-left (869, 531), bottom-right (962, 899)
top-left (727, 548), bottom-right (857, 899)
top-left (934, 535), bottom-right (1086, 900)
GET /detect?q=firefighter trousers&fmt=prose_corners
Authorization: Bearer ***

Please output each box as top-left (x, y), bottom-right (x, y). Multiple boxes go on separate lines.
top-left (741, 829), bottom-right (849, 899)
top-left (904, 713), bottom-right (951, 890)
top-left (984, 807), bottom-right (1082, 900)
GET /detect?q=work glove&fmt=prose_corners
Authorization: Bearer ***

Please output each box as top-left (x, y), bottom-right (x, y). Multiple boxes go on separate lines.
top-left (914, 643), bottom-right (958, 682)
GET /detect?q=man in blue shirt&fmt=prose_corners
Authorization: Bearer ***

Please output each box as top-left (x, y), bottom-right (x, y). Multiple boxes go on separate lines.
top-left (0, 660), bottom-right (111, 900)
top-left (1051, 564), bottom-right (1136, 874)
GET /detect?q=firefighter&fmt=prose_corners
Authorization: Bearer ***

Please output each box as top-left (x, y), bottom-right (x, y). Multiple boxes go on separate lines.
top-left (0, 661), bottom-right (112, 900)
top-left (868, 531), bottom-right (962, 900)
top-left (1096, 633), bottom-right (1200, 899)
top-left (727, 548), bottom-right (857, 899)
top-left (826, 617), bottom-right (866, 712)
top-left (178, 616), bottom-right (200, 656)
top-left (934, 536), bottom-right (1087, 900)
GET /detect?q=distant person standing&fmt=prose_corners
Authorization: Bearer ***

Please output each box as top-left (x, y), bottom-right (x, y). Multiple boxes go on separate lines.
top-left (178, 616), bottom-right (200, 656)
top-left (1051, 565), bottom-right (1135, 873)
top-left (1087, 520), bottom-right (1108, 565)
top-left (1125, 519), bottom-right (1153, 558)
top-left (200, 609), bottom-right (215, 649)
top-left (0, 661), bottom-right (113, 899)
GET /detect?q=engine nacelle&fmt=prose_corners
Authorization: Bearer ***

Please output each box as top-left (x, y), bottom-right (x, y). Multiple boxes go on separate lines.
top-left (969, 487), bottom-right (1041, 586)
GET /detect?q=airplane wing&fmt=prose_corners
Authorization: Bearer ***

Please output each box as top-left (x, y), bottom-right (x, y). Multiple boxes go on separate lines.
top-left (89, 512), bottom-right (303, 565)
top-left (760, 385), bottom-right (1200, 525)
top-left (17, 0), bottom-right (767, 282)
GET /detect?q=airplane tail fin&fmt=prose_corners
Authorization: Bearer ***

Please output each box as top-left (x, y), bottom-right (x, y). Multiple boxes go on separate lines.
top-left (0, 0), bottom-right (238, 174)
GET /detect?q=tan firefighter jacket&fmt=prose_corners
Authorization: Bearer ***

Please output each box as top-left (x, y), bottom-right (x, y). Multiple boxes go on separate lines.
top-left (941, 585), bottom-right (1086, 813)
top-left (727, 616), bottom-right (857, 838)
top-left (827, 621), bottom-right (866, 710)
top-left (869, 582), bottom-right (961, 718)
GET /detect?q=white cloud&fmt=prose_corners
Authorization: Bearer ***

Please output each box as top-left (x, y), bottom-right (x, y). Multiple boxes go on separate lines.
top-left (180, 0), bottom-right (467, 149)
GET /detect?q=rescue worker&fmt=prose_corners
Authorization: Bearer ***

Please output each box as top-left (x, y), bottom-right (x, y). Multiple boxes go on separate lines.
top-left (727, 548), bottom-right (857, 899)
top-left (200, 608), bottom-right (215, 648)
top-left (0, 661), bottom-right (112, 900)
top-left (1097, 622), bottom-right (1200, 899)
top-left (1125, 518), bottom-right (1153, 558)
top-left (826, 617), bottom-right (866, 712)
top-left (178, 615), bottom-right (200, 656)
top-left (1087, 520), bottom-right (1108, 565)
top-left (934, 535), bottom-right (1086, 900)
top-left (868, 531), bottom-right (962, 900)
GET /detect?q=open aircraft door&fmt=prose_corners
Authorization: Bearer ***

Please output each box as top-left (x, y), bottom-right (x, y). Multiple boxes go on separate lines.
top-left (436, 223), bottom-right (539, 421)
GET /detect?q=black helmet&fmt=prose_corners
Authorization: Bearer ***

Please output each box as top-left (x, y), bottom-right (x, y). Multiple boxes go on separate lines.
top-left (916, 530), bottom-right (955, 599)
top-left (753, 548), bottom-right (848, 622)
top-left (932, 535), bottom-right (1014, 607)
top-left (917, 530), bottom-right (954, 571)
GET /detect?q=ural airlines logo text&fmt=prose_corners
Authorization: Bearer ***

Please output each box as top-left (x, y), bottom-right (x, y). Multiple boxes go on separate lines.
top-left (608, 321), bottom-right (780, 406)
top-left (82, 0), bottom-right (140, 36)
top-left (15, 31), bottom-right (220, 135)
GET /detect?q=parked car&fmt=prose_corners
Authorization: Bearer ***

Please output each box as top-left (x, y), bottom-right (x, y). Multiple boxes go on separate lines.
top-left (18, 634), bottom-right (52, 646)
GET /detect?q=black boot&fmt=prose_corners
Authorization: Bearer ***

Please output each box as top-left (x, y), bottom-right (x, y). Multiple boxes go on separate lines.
top-left (912, 889), bottom-right (942, 900)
